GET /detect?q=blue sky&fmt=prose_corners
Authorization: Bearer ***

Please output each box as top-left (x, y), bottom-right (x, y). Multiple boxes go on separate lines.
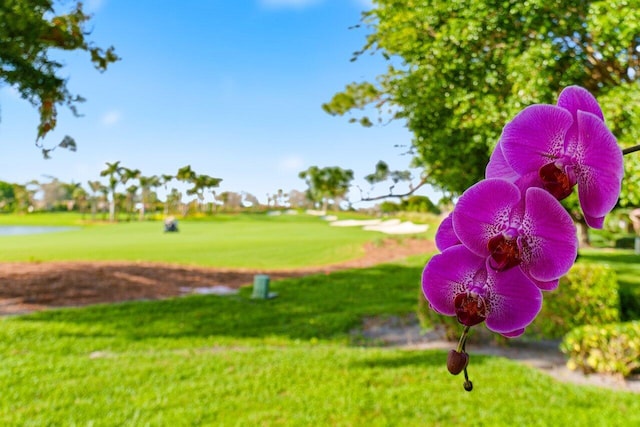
top-left (0, 0), bottom-right (437, 205)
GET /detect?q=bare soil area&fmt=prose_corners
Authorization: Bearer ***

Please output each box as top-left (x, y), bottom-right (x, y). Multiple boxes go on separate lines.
top-left (0, 238), bottom-right (434, 315)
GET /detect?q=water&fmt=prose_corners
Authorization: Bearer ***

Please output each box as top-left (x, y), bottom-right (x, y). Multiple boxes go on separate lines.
top-left (0, 226), bottom-right (79, 236)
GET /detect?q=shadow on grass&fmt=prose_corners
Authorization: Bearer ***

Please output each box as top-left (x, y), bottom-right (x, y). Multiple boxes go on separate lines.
top-left (16, 263), bottom-right (425, 343)
top-left (578, 250), bottom-right (640, 265)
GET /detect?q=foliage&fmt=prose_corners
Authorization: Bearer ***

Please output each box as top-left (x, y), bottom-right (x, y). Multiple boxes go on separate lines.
top-left (561, 321), bottom-right (640, 377)
top-left (526, 263), bottom-right (620, 339)
top-left (298, 165), bottom-right (354, 210)
top-left (0, 181), bottom-right (15, 212)
top-left (0, 0), bottom-right (118, 154)
top-left (577, 250), bottom-right (640, 321)
top-left (325, 0), bottom-right (640, 201)
top-left (1, 262), bottom-right (640, 424)
top-left (380, 195), bottom-right (441, 215)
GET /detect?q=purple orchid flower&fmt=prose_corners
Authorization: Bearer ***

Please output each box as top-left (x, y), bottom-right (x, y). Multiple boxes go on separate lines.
top-left (491, 86), bottom-right (623, 228)
top-left (452, 178), bottom-right (578, 290)
top-left (434, 214), bottom-right (460, 251)
top-left (422, 245), bottom-right (542, 336)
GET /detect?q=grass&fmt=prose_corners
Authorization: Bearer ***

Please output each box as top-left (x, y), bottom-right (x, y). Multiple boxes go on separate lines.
top-left (0, 213), bottom-right (388, 269)
top-left (0, 213), bottom-right (638, 424)
top-left (1, 260), bottom-right (639, 425)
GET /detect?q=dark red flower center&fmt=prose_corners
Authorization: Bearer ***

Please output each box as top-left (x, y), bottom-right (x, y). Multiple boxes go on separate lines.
top-left (454, 292), bottom-right (487, 327)
top-left (487, 233), bottom-right (520, 271)
top-left (539, 162), bottom-right (573, 200)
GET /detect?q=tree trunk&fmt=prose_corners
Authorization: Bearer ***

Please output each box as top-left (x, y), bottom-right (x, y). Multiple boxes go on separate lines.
top-left (575, 218), bottom-right (590, 248)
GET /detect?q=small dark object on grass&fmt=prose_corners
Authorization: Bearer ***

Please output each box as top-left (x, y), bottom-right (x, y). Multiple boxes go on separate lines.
top-left (164, 216), bottom-right (179, 233)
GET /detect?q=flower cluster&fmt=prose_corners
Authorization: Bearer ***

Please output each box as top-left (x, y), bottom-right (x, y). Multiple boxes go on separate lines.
top-left (422, 86), bottom-right (624, 390)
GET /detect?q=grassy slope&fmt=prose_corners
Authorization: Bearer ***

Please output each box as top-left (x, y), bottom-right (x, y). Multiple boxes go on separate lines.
top-left (0, 214), bottom-right (382, 269)
top-left (1, 262), bottom-right (638, 425)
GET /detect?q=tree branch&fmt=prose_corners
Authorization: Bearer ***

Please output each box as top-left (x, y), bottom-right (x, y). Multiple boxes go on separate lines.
top-left (357, 177), bottom-right (429, 202)
top-left (623, 144), bottom-right (640, 156)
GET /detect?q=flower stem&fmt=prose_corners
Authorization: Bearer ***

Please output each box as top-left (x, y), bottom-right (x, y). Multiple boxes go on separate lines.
top-left (456, 325), bottom-right (471, 353)
top-left (623, 144), bottom-right (640, 156)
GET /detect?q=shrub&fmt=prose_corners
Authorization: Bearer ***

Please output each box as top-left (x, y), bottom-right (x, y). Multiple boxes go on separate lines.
top-left (560, 321), bottom-right (640, 377)
top-left (525, 263), bottom-right (620, 339)
top-left (418, 263), bottom-right (620, 342)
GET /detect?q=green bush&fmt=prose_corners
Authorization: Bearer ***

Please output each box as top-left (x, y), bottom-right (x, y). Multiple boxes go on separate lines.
top-left (526, 263), bottom-right (620, 339)
top-left (418, 263), bottom-right (620, 342)
top-left (560, 321), bottom-right (640, 377)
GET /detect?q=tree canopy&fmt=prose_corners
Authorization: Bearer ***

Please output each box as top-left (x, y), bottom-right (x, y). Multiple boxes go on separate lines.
top-left (298, 166), bottom-right (354, 211)
top-left (323, 0), bottom-right (640, 203)
top-left (0, 0), bottom-right (118, 155)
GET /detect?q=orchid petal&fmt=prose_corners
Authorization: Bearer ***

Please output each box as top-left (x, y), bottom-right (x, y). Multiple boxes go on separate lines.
top-left (486, 143), bottom-right (519, 182)
top-left (500, 105), bottom-right (573, 175)
top-left (557, 85), bottom-right (604, 121)
top-left (421, 246), bottom-right (485, 316)
top-left (583, 213), bottom-right (605, 229)
top-left (500, 328), bottom-right (526, 338)
top-left (521, 187), bottom-right (578, 281)
top-left (527, 276), bottom-right (559, 291)
top-left (485, 264), bottom-right (542, 334)
top-left (435, 214), bottom-right (460, 251)
top-left (573, 111), bottom-right (623, 225)
top-left (453, 179), bottom-right (521, 257)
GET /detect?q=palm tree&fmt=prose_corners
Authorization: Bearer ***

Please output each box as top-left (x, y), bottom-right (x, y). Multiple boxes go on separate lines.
top-left (99, 161), bottom-right (124, 222)
top-left (87, 180), bottom-right (105, 220)
top-left (138, 175), bottom-right (161, 220)
top-left (124, 184), bottom-right (139, 221)
top-left (120, 167), bottom-right (141, 219)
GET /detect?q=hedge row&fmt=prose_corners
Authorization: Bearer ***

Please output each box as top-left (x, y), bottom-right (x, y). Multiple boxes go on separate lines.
top-left (561, 321), bottom-right (640, 377)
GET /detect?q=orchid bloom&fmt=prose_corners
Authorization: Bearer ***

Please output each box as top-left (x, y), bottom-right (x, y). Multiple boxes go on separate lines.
top-left (489, 85), bottom-right (623, 228)
top-left (452, 178), bottom-right (578, 290)
top-left (434, 214), bottom-right (460, 251)
top-left (422, 245), bottom-right (542, 337)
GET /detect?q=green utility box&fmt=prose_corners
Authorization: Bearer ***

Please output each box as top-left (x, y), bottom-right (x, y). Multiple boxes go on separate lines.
top-left (252, 274), bottom-right (277, 299)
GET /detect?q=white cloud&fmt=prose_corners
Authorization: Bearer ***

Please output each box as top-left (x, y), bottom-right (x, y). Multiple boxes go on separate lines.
top-left (101, 110), bottom-right (122, 126)
top-left (278, 155), bottom-right (305, 172)
top-left (259, 0), bottom-right (322, 9)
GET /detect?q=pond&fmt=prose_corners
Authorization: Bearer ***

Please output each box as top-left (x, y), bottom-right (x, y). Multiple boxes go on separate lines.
top-left (0, 226), bottom-right (80, 236)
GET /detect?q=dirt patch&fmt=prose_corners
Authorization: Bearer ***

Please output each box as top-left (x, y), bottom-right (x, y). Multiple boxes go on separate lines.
top-left (0, 238), bottom-right (435, 315)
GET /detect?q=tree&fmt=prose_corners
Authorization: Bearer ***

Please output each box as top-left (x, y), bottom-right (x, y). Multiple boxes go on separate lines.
top-left (138, 175), bottom-right (161, 220)
top-left (87, 180), bottom-right (105, 220)
top-left (119, 167), bottom-right (140, 218)
top-left (0, 181), bottom-right (16, 212)
top-left (99, 161), bottom-right (125, 222)
top-left (287, 189), bottom-right (309, 209)
top-left (298, 166), bottom-right (354, 211)
top-left (71, 184), bottom-right (88, 217)
top-left (324, 0), bottom-right (640, 201)
top-left (0, 0), bottom-right (118, 155)
top-left (175, 166), bottom-right (222, 214)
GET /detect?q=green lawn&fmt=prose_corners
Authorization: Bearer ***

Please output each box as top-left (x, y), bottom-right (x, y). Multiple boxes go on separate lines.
top-left (0, 213), bottom-right (638, 425)
top-left (1, 260), bottom-right (639, 425)
top-left (0, 213), bottom-right (391, 269)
